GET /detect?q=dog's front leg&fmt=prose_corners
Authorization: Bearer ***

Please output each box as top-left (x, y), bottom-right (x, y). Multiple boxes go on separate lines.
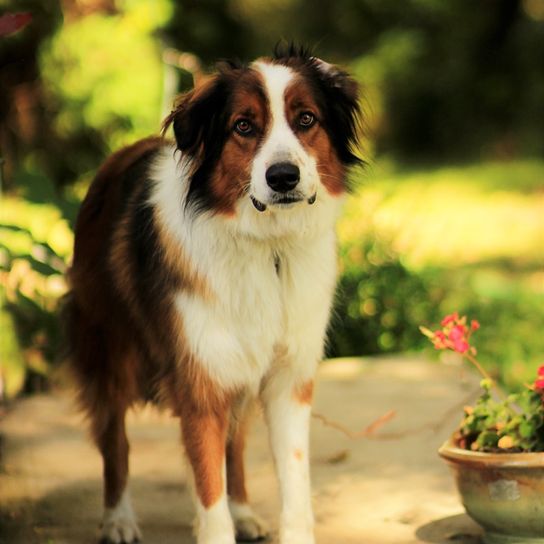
top-left (180, 400), bottom-right (236, 544)
top-left (262, 372), bottom-right (316, 544)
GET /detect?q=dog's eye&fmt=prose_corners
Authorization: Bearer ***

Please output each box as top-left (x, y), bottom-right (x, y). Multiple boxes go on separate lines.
top-left (299, 112), bottom-right (315, 128)
top-left (234, 119), bottom-right (253, 136)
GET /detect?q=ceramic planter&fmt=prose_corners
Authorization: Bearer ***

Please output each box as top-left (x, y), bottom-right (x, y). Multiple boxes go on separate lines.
top-left (439, 439), bottom-right (544, 543)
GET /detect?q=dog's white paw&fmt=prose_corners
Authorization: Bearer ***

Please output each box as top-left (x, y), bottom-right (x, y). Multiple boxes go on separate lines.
top-left (100, 491), bottom-right (142, 543)
top-left (100, 517), bottom-right (142, 543)
top-left (229, 501), bottom-right (269, 542)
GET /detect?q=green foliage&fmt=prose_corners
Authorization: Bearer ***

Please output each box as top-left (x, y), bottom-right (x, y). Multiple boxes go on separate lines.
top-left (458, 380), bottom-right (544, 453)
top-left (164, 0), bottom-right (253, 65)
top-left (2, 0), bottom-right (543, 402)
top-left (40, 7), bottom-right (168, 153)
top-left (328, 237), bottom-right (442, 357)
top-left (0, 170), bottom-right (73, 399)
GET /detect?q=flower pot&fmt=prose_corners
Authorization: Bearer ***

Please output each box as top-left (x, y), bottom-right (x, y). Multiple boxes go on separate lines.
top-left (439, 439), bottom-right (544, 543)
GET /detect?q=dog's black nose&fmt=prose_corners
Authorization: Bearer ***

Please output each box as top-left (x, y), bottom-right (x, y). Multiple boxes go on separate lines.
top-left (266, 162), bottom-right (300, 193)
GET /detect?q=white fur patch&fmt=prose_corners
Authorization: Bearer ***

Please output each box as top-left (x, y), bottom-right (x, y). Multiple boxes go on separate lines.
top-left (229, 500), bottom-right (269, 541)
top-left (195, 499), bottom-right (235, 544)
top-left (263, 385), bottom-right (315, 544)
top-left (101, 489), bottom-right (141, 543)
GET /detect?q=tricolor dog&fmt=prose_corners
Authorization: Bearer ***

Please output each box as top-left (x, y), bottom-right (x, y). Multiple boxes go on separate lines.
top-left (66, 45), bottom-right (361, 544)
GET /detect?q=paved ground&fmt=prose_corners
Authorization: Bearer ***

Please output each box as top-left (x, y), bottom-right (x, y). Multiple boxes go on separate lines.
top-left (0, 356), bottom-right (485, 544)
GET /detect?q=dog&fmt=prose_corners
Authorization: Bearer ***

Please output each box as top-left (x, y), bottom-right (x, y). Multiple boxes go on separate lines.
top-left (65, 45), bottom-right (361, 544)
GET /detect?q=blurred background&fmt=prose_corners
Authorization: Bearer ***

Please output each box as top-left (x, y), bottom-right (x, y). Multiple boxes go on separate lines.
top-left (1, 0), bottom-right (543, 400)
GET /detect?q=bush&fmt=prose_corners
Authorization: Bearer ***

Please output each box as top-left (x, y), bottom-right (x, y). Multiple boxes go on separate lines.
top-left (328, 237), bottom-right (444, 357)
top-left (0, 170), bottom-right (73, 399)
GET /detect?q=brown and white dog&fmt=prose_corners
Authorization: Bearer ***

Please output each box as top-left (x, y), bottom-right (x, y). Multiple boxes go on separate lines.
top-left (66, 46), bottom-right (361, 544)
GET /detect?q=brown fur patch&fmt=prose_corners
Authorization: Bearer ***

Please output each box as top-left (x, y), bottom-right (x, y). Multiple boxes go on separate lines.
top-left (293, 380), bottom-right (314, 404)
top-left (94, 407), bottom-right (130, 508)
top-left (226, 421), bottom-right (249, 503)
top-left (181, 408), bottom-right (230, 508)
top-left (70, 137), bottom-right (163, 322)
top-left (174, 364), bottom-right (233, 508)
top-left (284, 78), bottom-right (345, 195)
top-left (210, 70), bottom-right (269, 215)
top-left (153, 211), bottom-right (214, 301)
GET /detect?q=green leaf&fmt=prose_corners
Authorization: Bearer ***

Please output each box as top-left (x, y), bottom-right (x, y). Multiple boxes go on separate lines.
top-left (520, 419), bottom-right (536, 439)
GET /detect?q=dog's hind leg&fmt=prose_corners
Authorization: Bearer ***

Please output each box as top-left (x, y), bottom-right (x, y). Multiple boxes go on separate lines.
top-left (93, 403), bottom-right (141, 544)
top-left (68, 301), bottom-right (141, 544)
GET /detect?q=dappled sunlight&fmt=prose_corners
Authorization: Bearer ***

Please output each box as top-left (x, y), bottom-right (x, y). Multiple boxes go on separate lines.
top-left (342, 161), bottom-right (544, 269)
top-left (314, 471), bottom-right (462, 543)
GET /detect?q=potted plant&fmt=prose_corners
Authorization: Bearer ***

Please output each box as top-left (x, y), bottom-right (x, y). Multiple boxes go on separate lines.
top-left (421, 313), bottom-right (544, 544)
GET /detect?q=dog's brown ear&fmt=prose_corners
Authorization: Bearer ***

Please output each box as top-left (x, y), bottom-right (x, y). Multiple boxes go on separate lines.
top-left (162, 74), bottom-right (229, 161)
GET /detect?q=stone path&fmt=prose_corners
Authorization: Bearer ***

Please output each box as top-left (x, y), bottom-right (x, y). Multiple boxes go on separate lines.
top-left (0, 356), bottom-right (484, 543)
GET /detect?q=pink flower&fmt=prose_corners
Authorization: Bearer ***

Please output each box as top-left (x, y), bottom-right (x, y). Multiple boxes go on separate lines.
top-left (449, 324), bottom-right (467, 342)
top-left (538, 366), bottom-right (544, 377)
top-left (453, 339), bottom-right (470, 354)
top-left (441, 312), bottom-right (459, 327)
top-left (534, 378), bottom-right (544, 391)
top-left (422, 313), bottom-right (477, 355)
top-left (432, 330), bottom-right (447, 350)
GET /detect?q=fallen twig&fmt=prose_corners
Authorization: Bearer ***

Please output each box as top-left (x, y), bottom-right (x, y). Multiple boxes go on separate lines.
top-left (312, 386), bottom-right (480, 440)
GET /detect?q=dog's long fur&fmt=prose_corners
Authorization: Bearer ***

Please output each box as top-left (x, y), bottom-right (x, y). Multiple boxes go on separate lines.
top-left (66, 46), bottom-right (361, 544)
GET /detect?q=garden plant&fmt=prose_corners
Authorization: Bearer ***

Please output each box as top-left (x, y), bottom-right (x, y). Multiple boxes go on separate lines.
top-left (422, 312), bottom-right (544, 453)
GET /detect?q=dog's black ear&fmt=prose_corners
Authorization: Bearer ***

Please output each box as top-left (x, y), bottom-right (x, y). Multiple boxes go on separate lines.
top-left (162, 75), bottom-right (230, 163)
top-left (163, 70), bottom-right (240, 212)
top-left (310, 58), bottom-right (362, 166)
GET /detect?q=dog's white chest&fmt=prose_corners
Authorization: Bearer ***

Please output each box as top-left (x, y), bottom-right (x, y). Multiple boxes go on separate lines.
top-left (174, 238), bottom-right (284, 390)
top-left (174, 228), bottom-right (337, 392)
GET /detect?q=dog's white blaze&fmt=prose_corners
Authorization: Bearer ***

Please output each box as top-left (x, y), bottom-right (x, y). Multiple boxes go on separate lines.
top-left (250, 62), bottom-right (320, 205)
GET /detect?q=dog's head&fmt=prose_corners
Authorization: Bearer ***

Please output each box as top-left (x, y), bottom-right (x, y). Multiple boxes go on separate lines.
top-left (163, 45), bottom-right (361, 219)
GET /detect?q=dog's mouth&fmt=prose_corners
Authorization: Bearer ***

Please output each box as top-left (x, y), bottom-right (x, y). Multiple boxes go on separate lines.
top-left (250, 195), bottom-right (267, 212)
top-left (250, 193), bottom-right (317, 213)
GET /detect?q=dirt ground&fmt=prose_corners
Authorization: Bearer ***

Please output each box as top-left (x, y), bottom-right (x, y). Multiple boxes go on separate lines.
top-left (0, 356), bottom-right (485, 544)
